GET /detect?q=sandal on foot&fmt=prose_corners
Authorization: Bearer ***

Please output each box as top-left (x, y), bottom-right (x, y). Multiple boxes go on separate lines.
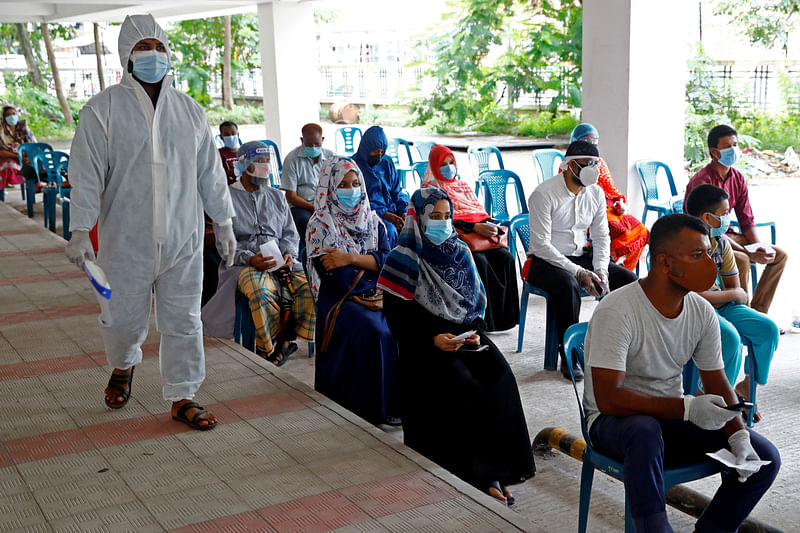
top-left (267, 341), bottom-right (297, 367)
top-left (104, 367), bottom-right (134, 409)
top-left (172, 401), bottom-right (217, 431)
top-left (503, 487), bottom-right (516, 506)
top-left (487, 481), bottom-right (507, 505)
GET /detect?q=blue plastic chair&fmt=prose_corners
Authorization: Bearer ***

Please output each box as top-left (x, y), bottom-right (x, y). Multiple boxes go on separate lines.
top-left (258, 139), bottom-right (283, 181)
top-left (531, 149), bottom-right (564, 183)
top-left (729, 220), bottom-right (777, 292)
top-left (467, 145), bottom-right (504, 181)
top-left (31, 151), bottom-right (69, 233)
top-left (234, 289), bottom-right (315, 358)
top-left (335, 127), bottom-right (362, 156)
top-left (563, 323), bottom-right (723, 533)
top-left (387, 138), bottom-right (415, 188)
top-left (410, 161), bottom-right (428, 190)
top-left (634, 160), bottom-right (681, 224)
top-left (17, 142), bottom-right (53, 209)
top-left (55, 159), bottom-right (71, 240)
top-left (413, 141), bottom-right (435, 161)
top-left (683, 335), bottom-right (758, 427)
top-left (475, 169), bottom-right (528, 225)
top-left (508, 214), bottom-right (558, 370)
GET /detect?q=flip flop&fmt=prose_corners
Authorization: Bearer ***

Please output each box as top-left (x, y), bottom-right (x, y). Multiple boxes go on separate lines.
top-left (487, 481), bottom-right (507, 505)
top-left (172, 401), bottom-right (217, 431)
top-left (104, 367), bottom-right (134, 409)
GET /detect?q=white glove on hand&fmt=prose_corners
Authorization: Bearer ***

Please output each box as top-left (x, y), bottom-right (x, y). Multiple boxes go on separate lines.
top-left (728, 429), bottom-right (761, 483)
top-left (576, 268), bottom-right (602, 298)
top-left (65, 229), bottom-right (95, 267)
top-left (215, 220), bottom-right (236, 268)
top-left (683, 394), bottom-right (738, 430)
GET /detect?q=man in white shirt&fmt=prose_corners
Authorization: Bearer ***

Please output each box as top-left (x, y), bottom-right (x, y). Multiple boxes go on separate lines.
top-left (584, 214), bottom-right (779, 532)
top-left (527, 141), bottom-right (637, 380)
top-left (281, 123), bottom-right (335, 244)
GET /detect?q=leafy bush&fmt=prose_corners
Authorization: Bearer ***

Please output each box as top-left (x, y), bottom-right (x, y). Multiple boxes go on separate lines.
top-left (205, 103), bottom-right (264, 127)
top-left (517, 112), bottom-right (578, 138)
top-left (737, 112), bottom-right (800, 153)
top-left (2, 74), bottom-right (80, 139)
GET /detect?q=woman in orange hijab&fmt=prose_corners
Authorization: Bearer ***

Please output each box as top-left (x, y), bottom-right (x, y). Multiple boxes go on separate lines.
top-left (422, 144), bottom-right (519, 331)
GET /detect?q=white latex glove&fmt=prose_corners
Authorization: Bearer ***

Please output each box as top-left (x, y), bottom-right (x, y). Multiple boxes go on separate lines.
top-left (215, 219), bottom-right (236, 268)
top-left (683, 394), bottom-right (738, 430)
top-left (576, 268), bottom-right (602, 298)
top-left (728, 429), bottom-right (761, 482)
top-left (65, 229), bottom-right (95, 267)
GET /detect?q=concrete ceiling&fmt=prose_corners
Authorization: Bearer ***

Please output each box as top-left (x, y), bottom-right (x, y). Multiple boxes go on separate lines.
top-left (0, 0), bottom-right (311, 23)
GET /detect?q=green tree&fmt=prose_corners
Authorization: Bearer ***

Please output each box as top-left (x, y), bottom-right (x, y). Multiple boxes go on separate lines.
top-left (167, 14), bottom-right (260, 105)
top-left (714, 0), bottom-right (800, 50)
top-left (411, 0), bottom-right (582, 133)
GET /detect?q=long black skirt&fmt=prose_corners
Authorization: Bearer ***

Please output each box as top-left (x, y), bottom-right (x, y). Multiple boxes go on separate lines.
top-left (472, 247), bottom-right (519, 332)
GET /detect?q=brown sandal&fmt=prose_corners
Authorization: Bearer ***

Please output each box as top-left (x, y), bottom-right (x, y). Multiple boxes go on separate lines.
top-left (104, 367), bottom-right (134, 409)
top-left (172, 401), bottom-right (217, 431)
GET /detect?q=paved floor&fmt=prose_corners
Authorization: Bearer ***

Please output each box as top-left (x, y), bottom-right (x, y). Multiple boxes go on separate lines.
top-left (3, 150), bottom-right (798, 532)
top-left (0, 201), bottom-right (540, 532)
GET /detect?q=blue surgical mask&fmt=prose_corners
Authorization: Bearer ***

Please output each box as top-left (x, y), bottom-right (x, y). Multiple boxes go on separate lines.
top-left (304, 146), bottom-right (322, 158)
top-left (131, 50), bottom-right (170, 83)
top-left (439, 164), bottom-right (456, 181)
top-left (717, 146), bottom-right (739, 168)
top-left (425, 219), bottom-right (452, 245)
top-left (336, 187), bottom-right (362, 209)
top-left (709, 213), bottom-right (732, 237)
top-left (5, 114), bottom-right (18, 126)
top-left (222, 135), bottom-right (239, 150)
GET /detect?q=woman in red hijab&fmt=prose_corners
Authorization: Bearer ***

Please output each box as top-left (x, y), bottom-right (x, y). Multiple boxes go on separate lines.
top-left (422, 144), bottom-right (519, 331)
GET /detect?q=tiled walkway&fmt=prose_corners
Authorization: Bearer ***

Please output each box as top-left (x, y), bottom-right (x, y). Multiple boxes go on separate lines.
top-left (3, 173), bottom-right (799, 532)
top-left (0, 201), bottom-right (540, 532)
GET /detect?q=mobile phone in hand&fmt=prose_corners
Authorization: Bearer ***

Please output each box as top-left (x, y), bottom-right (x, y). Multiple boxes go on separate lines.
top-left (723, 401), bottom-right (754, 411)
top-left (459, 344), bottom-right (488, 352)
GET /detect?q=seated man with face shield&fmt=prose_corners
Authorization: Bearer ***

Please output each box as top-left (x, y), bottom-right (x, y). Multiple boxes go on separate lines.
top-left (525, 141), bottom-right (638, 381)
top-left (202, 141), bottom-right (316, 366)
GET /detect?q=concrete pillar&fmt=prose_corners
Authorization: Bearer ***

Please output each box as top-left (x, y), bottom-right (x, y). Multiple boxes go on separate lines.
top-left (582, 0), bottom-right (691, 216)
top-left (257, 1), bottom-right (319, 156)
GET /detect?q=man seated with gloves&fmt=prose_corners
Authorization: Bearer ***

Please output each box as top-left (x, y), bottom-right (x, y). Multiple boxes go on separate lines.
top-left (65, 14), bottom-right (236, 430)
top-left (525, 140), bottom-right (637, 380)
top-left (583, 214), bottom-right (779, 533)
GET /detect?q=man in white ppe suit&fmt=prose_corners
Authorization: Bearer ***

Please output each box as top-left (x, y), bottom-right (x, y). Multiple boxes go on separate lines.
top-left (65, 14), bottom-right (236, 430)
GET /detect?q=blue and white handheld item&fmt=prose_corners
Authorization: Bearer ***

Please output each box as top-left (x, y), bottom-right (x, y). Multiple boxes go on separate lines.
top-left (84, 260), bottom-right (112, 300)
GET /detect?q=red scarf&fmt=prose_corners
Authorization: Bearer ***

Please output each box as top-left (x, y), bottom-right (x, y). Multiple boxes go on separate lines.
top-left (421, 144), bottom-right (489, 223)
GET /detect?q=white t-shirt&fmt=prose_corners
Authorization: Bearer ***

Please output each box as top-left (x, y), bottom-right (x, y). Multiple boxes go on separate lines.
top-left (583, 281), bottom-right (723, 430)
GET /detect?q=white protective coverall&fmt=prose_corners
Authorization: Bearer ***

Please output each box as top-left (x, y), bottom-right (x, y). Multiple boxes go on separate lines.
top-left (68, 14), bottom-right (234, 401)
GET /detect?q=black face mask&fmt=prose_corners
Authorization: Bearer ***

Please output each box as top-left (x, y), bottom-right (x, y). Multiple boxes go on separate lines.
top-left (367, 154), bottom-right (382, 167)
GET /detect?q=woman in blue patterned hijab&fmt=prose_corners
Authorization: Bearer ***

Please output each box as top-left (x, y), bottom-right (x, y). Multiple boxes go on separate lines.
top-left (378, 187), bottom-right (486, 325)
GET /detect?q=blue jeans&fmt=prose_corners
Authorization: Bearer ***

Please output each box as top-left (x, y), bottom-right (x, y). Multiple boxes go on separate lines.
top-left (717, 302), bottom-right (780, 386)
top-left (589, 415), bottom-right (780, 533)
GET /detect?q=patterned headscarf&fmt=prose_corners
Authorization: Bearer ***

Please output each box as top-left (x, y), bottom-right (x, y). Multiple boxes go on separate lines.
top-left (421, 144), bottom-right (488, 223)
top-left (305, 155), bottom-right (382, 294)
top-left (378, 187), bottom-right (486, 325)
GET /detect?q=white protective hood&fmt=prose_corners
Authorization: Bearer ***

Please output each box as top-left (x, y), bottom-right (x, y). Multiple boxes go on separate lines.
top-left (117, 14), bottom-right (171, 68)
